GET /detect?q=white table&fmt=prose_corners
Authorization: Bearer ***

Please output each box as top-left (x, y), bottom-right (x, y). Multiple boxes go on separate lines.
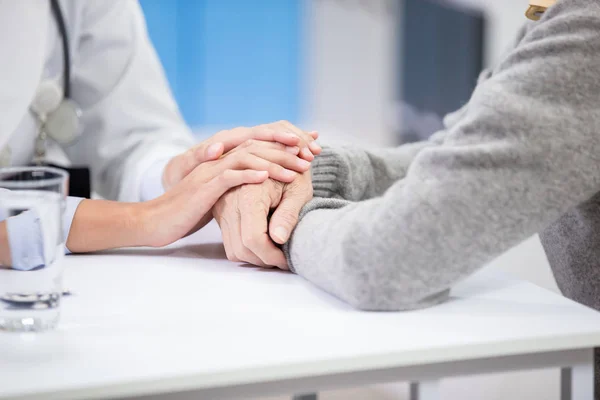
top-left (2, 222), bottom-right (600, 400)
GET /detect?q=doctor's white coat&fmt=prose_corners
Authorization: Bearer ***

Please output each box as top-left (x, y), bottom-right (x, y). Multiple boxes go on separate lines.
top-left (2, 0), bottom-right (194, 201)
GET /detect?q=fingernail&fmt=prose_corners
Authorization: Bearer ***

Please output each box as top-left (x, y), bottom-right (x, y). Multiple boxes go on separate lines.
top-left (285, 146), bottom-right (300, 155)
top-left (272, 226), bottom-right (289, 242)
top-left (297, 158), bottom-right (311, 169)
top-left (206, 143), bottom-right (222, 159)
top-left (309, 142), bottom-right (322, 152)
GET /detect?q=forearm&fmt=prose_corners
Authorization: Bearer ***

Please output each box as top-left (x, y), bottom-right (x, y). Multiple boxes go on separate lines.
top-left (0, 221), bottom-right (9, 267)
top-left (287, 135), bottom-right (600, 311)
top-left (66, 199), bottom-right (146, 253)
top-left (0, 199), bottom-right (151, 266)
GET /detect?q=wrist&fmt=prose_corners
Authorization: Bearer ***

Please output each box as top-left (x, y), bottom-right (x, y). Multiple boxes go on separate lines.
top-left (131, 199), bottom-right (175, 248)
top-left (0, 221), bottom-right (10, 267)
top-left (120, 201), bottom-right (152, 247)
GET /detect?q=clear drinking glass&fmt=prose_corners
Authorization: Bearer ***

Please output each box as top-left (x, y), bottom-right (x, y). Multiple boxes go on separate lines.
top-left (0, 167), bottom-right (68, 331)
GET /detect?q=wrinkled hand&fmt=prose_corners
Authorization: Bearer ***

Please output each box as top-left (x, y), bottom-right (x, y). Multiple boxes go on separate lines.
top-left (213, 171), bottom-right (313, 269)
top-left (163, 121), bottom-right (320, 191)
top-left (141, 141), bottom-right (311, 248)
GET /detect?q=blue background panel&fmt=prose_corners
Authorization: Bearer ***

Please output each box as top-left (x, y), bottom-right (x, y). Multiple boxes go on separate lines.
top-left (139, 0), bottom-right (302, 128)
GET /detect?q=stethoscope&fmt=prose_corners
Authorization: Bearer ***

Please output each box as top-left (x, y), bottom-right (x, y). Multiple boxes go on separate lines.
top-left (29, 0), bottom-right (81, 164)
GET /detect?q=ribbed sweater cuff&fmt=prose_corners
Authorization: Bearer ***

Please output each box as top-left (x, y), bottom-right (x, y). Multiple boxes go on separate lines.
top-left (311, 147), bottom-right (342, 199)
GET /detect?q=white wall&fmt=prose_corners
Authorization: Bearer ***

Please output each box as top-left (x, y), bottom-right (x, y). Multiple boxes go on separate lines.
top-left (303, 0), bottom-right (399, 146)
top-left (304, 0), bottom-right (532, 143)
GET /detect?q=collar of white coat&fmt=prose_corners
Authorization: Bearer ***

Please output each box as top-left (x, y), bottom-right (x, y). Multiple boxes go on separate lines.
top-left (526, 0), bottom-right (557, 21)
top-left (0, 2), bottom-right (49, 152)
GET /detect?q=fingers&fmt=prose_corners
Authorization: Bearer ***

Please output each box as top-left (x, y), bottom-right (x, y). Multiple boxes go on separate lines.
top-left (213, 141), bottom-right (310, 183)
top-left (213, 182), bottom-right (287, 269)
top-left (230, 213), bottom-right (270, 268)
top-left (239, 190), bottom-right (287, 269)
top-left (202, 142), bottom-right (225, 161)
top-left (216, 126), bottom-right (279, 153)
top-left (274, 121), bottom-right (322, 160)
top-left (269, 189), bottom-right (307, 245)
top-left (253, 121), bottom-right (321, 161)
top-left (231, 153), bottom-right (298, 183)
top-left (203, 170), bottom-right (268, 205)
top-left (285, 146), bottom-right (301, 155)
top-left (239, 140), bottom-right (311, 174)
top-left (215, 125), bottom-right (314, 154)
top-left (205, 123), bottom-right (321, 166)
top-left (163, 142), bottom-right (225, 190)
top-left (184, 142), bottom-right (224, 170)
top-left (213, 191), bottom-right (240, 262)
top-left (216, 215), bottom-right (239, 263)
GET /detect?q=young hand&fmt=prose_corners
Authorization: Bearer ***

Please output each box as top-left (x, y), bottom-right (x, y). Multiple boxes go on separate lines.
top-left (162, 121), bottom-right (320, 191)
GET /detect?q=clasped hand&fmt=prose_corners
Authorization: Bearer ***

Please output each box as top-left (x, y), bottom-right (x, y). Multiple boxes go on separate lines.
top-left (145, 121), bottom-right (316, 268)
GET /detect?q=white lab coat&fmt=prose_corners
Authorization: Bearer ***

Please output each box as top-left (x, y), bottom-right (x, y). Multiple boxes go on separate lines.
top-left (2, 0), bottom-right (195, 201)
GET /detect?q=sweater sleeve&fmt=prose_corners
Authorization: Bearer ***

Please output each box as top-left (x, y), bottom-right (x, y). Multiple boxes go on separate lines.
top-left (310, 132), bottom-right (445, 201)
top-left (284, 0), bottom-right (600, 311)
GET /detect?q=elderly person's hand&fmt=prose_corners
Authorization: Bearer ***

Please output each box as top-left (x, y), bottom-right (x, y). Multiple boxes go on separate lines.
top-left (139, 141), bottom-right (313, 249)
top-left (212, 171), bottom-right (313, 269)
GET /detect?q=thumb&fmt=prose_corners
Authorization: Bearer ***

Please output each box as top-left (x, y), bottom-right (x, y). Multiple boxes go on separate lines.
top-left (269, 190), bottom-right (305, 245)
top-left (169, 143), bottom-right (224, 187)
top-left (190, 142), bottom-right (224, 167)
top-left (164, 143), bottom-right (225, 192)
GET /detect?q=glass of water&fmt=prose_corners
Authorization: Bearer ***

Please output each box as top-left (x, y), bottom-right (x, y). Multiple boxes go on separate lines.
top-left (0, 167), bottom-right (68, 331)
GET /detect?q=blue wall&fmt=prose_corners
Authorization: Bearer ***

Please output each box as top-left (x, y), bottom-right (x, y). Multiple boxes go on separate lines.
top-left (139, 0), bottom-right (303, 128)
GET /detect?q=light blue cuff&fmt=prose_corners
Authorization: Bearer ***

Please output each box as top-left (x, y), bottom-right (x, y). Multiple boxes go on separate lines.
top-left (139, 158), bottom-right (170, 201)
top-left (64, 196), bottom-right (85, 254)
top-left (4, 196), bottom-right (84, 270)
top-left (6, 211), bottom-right (45, 271)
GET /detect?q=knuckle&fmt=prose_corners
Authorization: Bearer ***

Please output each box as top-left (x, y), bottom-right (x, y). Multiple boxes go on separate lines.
top-left (241, 233), bottom-right (258, 248)
top-left (268, 162), bottom-right (282, 173)
top-left (240, 187), bottom-right (258, 203)
top-left (221, 169), bottom-right (235, 182)
top-left (227, 152), bottom-right (244, 166)
top-left (270, 142), bottom-right (286, 151)
top-left (243, 138), bottom-right (255, 148)
top-left (235, 247), bottom-right (252, 263)
top-left (184, 148), bottom-right (196, 163)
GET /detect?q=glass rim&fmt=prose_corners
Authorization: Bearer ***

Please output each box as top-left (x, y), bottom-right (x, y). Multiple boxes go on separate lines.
top-left (0, 166), bottom-right (68, 190)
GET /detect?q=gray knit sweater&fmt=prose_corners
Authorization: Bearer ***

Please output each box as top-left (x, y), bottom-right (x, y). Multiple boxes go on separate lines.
top-left (284, 0), bottom-right (600, 312)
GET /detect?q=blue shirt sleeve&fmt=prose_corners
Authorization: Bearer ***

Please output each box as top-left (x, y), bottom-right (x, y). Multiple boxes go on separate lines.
top-left (4, 196), bottom-right (84, 271)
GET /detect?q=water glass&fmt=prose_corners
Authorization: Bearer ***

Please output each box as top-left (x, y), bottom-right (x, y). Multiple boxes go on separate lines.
top-left (0, 167), bottom-right (68, 331)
